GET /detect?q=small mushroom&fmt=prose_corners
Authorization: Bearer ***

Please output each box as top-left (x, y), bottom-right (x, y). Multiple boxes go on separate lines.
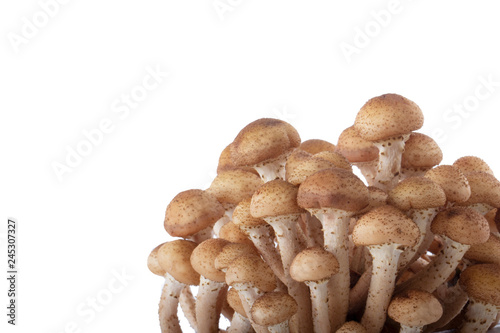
top-left (336, 321), bottom-right (368, 333)
top-left (226, 288), bottom-right (253, 333)
top-left (453, 156), bottom-right (494, 175)
top-left (400, 133), bottom-right (442, 179)
top-left (424, 165), bottom-right (471, 205)
top-left (250, 292), bottom-right (298, 333)
top-left (299, 139), bottom-right (336, 154)
top-left (460, 171), bottom-right (500, 214)
top-left (459, 264), bottom-right (500, 332)
top-left (290, 247), bottom-right (339, 333)
top-left (388, 289), bottom-right (443, 333)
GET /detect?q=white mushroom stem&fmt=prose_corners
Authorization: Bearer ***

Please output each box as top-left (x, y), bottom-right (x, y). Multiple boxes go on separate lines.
top-left (233, 284), bottom-right (268, 333)
top-left (159, 273), bottom-right (185, 333)
top-left (399, 325), bottom-right (423, 333)
top-left (354, 160), bottom-right (379, 187)
top-left (189, 226), bottom-right (214, 243)
top-left (468, 203), bottom-right (494, 215)
top-left (349, 266), bottom-right (372, 315)
top-left (396, 236), bottom-right (470, 294)
top-left (254, 155), bottom-right (288, 182)
top-left (196, 276), bottom-right (226, 333)
top-left (371, 135), bottom-right (409, 192)
top-left (228, 312), bottom-right (253, 333)
top-left (179, 286), bottom-right (197, 331)
top-left (264, 215), bottom-right (311, 333)
top-left (398, 208), bottom-right (439, 272)
top-left (239, 224), bottom-right (286, 284)
top-left (300, 212), bottom-right (324, 248)
top-left (213, 215), bottom-right (231, 237)
top-left (361, 243), bottom-right (403, 333)
top-left (305, 279), bottom-right (330, 333)
top-left (310, 208), bottom-right (351, 331)
top-left (267, 321), bottom-right (289, 333)
top-left (459, 299), bottom-right (499, 332)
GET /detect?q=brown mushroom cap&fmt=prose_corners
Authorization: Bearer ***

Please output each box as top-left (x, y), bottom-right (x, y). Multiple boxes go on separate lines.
top-left (335, 126), bottom-right (379, 163)
top-left (206, 169), bottom-right (263, 208)
top-left (226, 287), bottom-right (247, 317)
top-left (454, 156), bottom-right (494, 175)
top-left (217, 143), bottom-right (258, 175)
top-left (463, 171), bottom-right (500, 208)
top-left (299, 139), bottom-right (336, 155)
top-left (354, 94), bottom-right (424, 141)
top-left (147, 243), bottom-right (167, 276)
top-left (250, 292), bottom-right (298, 326)
top-left (459, 264), bottom-right (500, 306)
top-left (225, 254), bottom-right (277, 292)
top-left (352, 205), bottom-right (420, 247)
top-left (190, 238), bottom-right (230, 282)
top-left (250, 179), bottom-right (304, 218)
top-left (230, 118), bottom-right (301, 166)
top-left (164, 189), bottom-right (225, 238)
top-left (388, 289), bottom-right (443, 326)
top-left (285, 151), bottom-right (335, 186)
top-left (232, 198), bottom-right (267, 227)
top-left (157, 240), bottom-right (200, 285)
top-left (214, 243), bottom-right (259, 271)
top-left (289, 247), bottom-right (339, 282)
top-left (218, 221), bottom-right (254, 246)
top-left (336, 321), bottom-right (367, 333)
top-left (464, 234), bottom-right (500, 265)
top-left (431, 207), bottom-right (490, 245)
top-left (312, 151), bottom-right (352, 172)
top-left (388, 177), bottom-right (446, 210)
top-left (424, 165), bottom-right (471, 203)
top-left (401, 133), bottom-right (443, 169)
top-left (297, 167), bottom-right (369, 212)
top-left (367, 186), bottom-right (389, 208)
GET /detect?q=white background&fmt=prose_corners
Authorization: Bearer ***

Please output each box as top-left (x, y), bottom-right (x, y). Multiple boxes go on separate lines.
top-left (1, 0), bottom-right (500, 332)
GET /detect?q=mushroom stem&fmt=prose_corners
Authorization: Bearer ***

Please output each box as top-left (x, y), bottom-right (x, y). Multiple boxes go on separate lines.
top-left (267, 321), bottom-right (289, 333)
top-left (254, 156), bottom-right (287, 182)
top-left (213, 215), bottom-right (231, 237)
top-left (306, 279), bottom-right (330, 333)
top-left (468, 202), bottom-right (494, 215)
top-left (399, 325), bottom-right (423, 333)
top-left (355, 160), bottom-right (379, 187)
top-left (371, 135), bottom-right (409, 192)
top-left (396, 236), bottom-right (470, 294)
top-left (196, 276), bottom-right (226, 333)
top-left (459, 299), bottom-right (499, 332)
top-left (349, 265), bottom-right (372, 315)
top-left (239, 224), bottom-right (286, 284)
top-left (228, 312), bottom-right (253, 333)
top-left (311, 209), bottom-right (351, 330)
top-left (179, 286), bottom-right (197, 331)
top-left (361, 243), bottom-right (403, 333)
top-left (189, 226), bottom-right (214, 244)
top-left (235, 286), bottom-right (269, 333)
top-left (159, 273), bottom-right (185, 333)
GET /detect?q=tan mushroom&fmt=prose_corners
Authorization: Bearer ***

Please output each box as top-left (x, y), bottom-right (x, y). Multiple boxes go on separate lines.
top-left (230, 118), bottom-right (301, 182)
top-left (226, 288), bottom-right (253, 333)
top-left (354, 93), bottom-right (424, 191)
top-left (424, 165), bottom-right (471, 205)
top-left (484, 208), bottom-right (500, 236)
top-left (453, 156), bottom-right (494, 175)
top-left (251, 292), bottom-right (298, 333)
top-left (459, 264), bottom-right (500, 332)
top-left (352, 205), bottom-right (420, 333)
top-left (464, 233), bottom-right (500, 265)
top-left (297, 167), bottom-right (369, 330)
top-left (290, 247), bottom-right (339, 333)
top-left (336, 321), bottom-right (368, 333)
top-left (400, 133), bottom-right (442, 179)
top-left (299, 139), bottom-right (336, 154)
top-left (460, 171), bottom-right (500, 214)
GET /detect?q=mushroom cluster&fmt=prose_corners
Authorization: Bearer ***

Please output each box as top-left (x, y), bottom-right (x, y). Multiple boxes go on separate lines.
top-left (148, 94), bottom-right (500, 333)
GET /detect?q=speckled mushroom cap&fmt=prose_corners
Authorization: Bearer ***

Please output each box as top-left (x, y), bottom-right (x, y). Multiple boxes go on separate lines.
top-left (147, 243), bottom-right (167, 276)
top-left (388, 289), bottom-right (443, 326)
top-left (336, 321), bottom-right (367, 333)
top-left (335, 126), bottom-right (379, 163)
top-left (230, 118), bottom-right (301, 166)
top-left (464, 234), bottom-right (500, 265)
top-left (462, 171), bottom-right (500, 208)
top-left (190, 238), bottom-right (230, 282)
top-left (216, 143), bottom-right (257, 174)
top-left (164, 189), bottom-right (225, 238)
top-left (367, 186), bottom-right (389, 208)
top-left (226, 287), bottom-right (247, 317)
top-left (250, 179), bottom-right (304, 218)
top-left (312, 151), bottom-right (352, 172)
top-left (225, 253), bottom-right (277, 292)
top-left (388, 177), bottom-right (446, 210)
top-left (354, 94), bottom-right (424, 141)
top-left (299, 139), bottom-right (336, 155)
top-left (401, 133), bottom-right (443, 169)
top-left (250, 292), bottom-right (298, 326)
top-left (431, 207), bottom-right (490, 245)
top-left (218, 221), bottom-right (254, 246)
top-left (454, 156), bottom-right (494, 175)
top-left (424, 165), bottom-right (471, 203)
top-left (214, 243), bottom-right (259, 271)
top-left (157, 240), bottom-right (200, 285)
top-left (289, 247), bottom-right (339, 282)
top-left (206, 169), bottom-right (263, 209)
top-left (232, 198), bottom-right (267, 227)
top-left (285, 151), bottom-right (335, 186)
top-left (459, 264), bottom-right (500, 306)
top-left (352, 205), bottom-right (420, 247)
top-left (297, 167), bottom-right (369, 212)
